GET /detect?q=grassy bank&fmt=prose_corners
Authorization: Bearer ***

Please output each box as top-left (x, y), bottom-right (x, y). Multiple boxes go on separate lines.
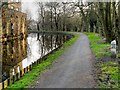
top-left (86, 33), bottom-right (119, 88)
top-left (7, 33), bottom-right (80, 89)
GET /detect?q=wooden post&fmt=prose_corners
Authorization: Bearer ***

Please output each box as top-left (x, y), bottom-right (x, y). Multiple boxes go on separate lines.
top-left (7, 78), bottom-right (10, 86)
top-left (26, 66), bottom-right (28, 73)
top-left (22, 69), bottom-right (24, 76)
top-left (29, 65), bottom-right (32, 71)
top-left (2, 82), bottom-right (4, 89)
top-left (28, 65), bottom-right (30, 72)
top-left (16, 73), bottom-right (20, 81)
top-left (9, 75), bottom-right (13, 85)
top-left (18, 72), bottom-right (20, 80)
top-left (3, 79), bottom-right (8, 89)
top-left (20, 70), bottom-right (23, 77)
top-left (0, 83), bottom-right (2, 90)
top-left (11, 75), bottom-right (15, 84)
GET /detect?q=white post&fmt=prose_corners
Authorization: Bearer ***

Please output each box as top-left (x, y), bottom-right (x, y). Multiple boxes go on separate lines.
top-left (111, 40), bottom-right (116, 55)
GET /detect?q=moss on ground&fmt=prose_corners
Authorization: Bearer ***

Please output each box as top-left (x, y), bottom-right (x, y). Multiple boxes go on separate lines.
top-left (7, 33), bottom-right (80, 89)
top-left (86, 33), bottom-right (119, 88)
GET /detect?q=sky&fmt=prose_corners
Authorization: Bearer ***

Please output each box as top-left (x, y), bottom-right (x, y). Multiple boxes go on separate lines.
top-left (21, 0), bottom-right (120, 20)
top-left (21, 0), bottom-right (78, 20)
top-left (21, 0), bottom-right (84, 21)
top-left (22, 0), bottom-right (39, 21)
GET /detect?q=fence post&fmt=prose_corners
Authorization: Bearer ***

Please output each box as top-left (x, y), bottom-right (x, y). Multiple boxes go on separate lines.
top-left (3, 79), bottom-right (8, 89)
top-left (18, 72), bottom-right (20, 79)
top-left (13, 75), bottom-right (15, 84)
top-left (9, 75), bottom-right (13, 85)
top-left (29, 64), bottom-right (32, 71)
top-left (2, 81), bottom-right (4, 89)
top-left (7, 78), bottom-right (10, 86)
top-left (20, 70), bottom-right (22, 77)
top-left (22, 69), bottom-right (24, 76)
top-left (28, 65), bottom-right (30, 72)
top-left (0, 83), bottom-right (2, 90)
top-left (16, 73), bottom-right (19, 81)
top-left (26, 66), bottom-right (28, 73)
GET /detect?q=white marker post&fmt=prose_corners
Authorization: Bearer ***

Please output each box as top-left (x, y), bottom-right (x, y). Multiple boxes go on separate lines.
top-left (111, 40), bottom-right (116, 58)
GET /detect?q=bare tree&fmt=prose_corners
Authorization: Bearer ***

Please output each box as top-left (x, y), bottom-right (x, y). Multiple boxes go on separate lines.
top-left (37, 2), bottom-right (45, 31)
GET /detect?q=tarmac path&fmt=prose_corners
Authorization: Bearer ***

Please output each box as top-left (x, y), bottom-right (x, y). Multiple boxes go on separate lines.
top-left (33, 33), bottom-right (96, 88)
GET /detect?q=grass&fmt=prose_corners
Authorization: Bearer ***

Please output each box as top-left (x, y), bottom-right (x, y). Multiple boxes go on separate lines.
top-left (86, 32), bottom-right (119, 88)
top-left (85, 33), bottom-right (110, 59)
top-left (7, 33), bottom-right (80, 89)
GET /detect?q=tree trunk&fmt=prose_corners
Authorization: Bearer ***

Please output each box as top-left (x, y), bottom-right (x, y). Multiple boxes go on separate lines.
top-left (37, 23), bottom-right (40, 40)
top-left (105, 2), bottom-right (113, 42)
top-left (117, 2), bottom-right (120, 52)
top-left (54, 7), bottom-right (59, 31)
top-left (99, 2), bottom-right (113, 43)
top-left (50, 7), bottom-right (53, 31)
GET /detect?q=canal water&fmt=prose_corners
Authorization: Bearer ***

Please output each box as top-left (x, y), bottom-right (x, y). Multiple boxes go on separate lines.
top-left (1, 33), bottom-right (72, 82)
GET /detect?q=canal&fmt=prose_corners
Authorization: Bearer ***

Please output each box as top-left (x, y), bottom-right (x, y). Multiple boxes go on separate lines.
top-left (1, 32), bottom-right (73, 82)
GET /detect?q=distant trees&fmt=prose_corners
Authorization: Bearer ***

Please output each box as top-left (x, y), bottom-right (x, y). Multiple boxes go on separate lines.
top-left (35, 1), bottom-right (120, 51)
top-left (36, 2), bottom-right (81, 32)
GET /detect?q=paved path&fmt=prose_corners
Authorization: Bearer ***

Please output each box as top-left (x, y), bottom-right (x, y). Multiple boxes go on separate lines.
top-left (33, 33), bottom-right (96, 88)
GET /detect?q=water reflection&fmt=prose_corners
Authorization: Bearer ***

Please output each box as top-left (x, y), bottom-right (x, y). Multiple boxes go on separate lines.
top-left (2, 33), bottom-right (72, 81)
top-left (2, 38), bottom-right (27, 80)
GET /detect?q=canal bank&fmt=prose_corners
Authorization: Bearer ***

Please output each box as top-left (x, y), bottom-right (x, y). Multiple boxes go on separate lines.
top-left (6, 32), bottom-right (80, 89)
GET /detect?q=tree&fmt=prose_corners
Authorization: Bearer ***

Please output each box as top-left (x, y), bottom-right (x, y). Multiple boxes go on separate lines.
top-left (117, 2), bottom-right (120, 52)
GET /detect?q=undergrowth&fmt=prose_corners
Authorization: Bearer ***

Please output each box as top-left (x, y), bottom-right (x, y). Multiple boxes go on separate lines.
top-left (86, 32), bottom-right (119, 89)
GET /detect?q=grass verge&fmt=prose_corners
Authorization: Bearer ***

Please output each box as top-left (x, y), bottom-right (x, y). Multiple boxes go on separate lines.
top-left (85, 33), bottom-right (119, 88)
top-left (7, 33), bottom-right (80, 89)
top-left (85, 33), bottom-right (110, 59)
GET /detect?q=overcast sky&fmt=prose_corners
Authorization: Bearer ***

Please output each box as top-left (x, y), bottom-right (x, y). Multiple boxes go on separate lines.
top-left (21, 0), bottom-right (78, 21)
top-left (22, 0), bottom-right (39, 21)
top-left (21, 0), bottom-right (119, 21)
top-left (21, 0), bottom-right (85, 21)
